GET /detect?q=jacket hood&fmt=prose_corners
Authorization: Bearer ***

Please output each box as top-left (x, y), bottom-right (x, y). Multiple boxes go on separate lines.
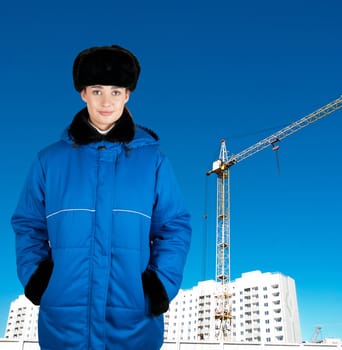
top-left (66, 107), bottom-right (159, 147)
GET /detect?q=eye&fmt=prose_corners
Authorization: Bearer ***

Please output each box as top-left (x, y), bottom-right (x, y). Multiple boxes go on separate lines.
top-left (112, 90), bottom-right (121, 96)
top-left (92, 89), bottom-right (102, 96)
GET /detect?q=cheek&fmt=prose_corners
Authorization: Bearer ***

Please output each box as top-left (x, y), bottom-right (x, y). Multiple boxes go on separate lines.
top-left (88, 100), bottom-right (100, 110)
top-left (116, 99), bottom-right (128, 109)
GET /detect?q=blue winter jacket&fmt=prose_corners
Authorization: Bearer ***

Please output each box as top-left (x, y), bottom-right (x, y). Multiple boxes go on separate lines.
top-left (12, 108), bottom-right (191, 350)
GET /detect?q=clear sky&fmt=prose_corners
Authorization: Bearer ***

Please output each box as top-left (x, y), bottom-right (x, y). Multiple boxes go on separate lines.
top-left (0, 0), bottom-right (341, 343)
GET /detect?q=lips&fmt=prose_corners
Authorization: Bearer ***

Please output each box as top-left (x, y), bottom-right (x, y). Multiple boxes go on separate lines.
top-left (99, 111), bottom-right (113, 116)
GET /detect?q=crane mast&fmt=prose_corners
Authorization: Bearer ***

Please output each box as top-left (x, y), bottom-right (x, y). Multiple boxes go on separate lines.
top-left (213, 140), bottom-right (232, 340)
top-left (207, 95), bottom-right (342, 342)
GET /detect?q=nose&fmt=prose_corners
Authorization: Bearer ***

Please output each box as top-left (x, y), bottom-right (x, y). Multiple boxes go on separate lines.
top-left (101, 92), bottom-right (112, 107)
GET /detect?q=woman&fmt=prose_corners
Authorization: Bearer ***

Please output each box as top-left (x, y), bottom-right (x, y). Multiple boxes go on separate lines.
top-left (12, 45), bottom-right (192, 350)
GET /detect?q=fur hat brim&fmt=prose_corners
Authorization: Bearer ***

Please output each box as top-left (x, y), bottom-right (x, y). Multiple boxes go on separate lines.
top-left (73, 45), bottom-right (140, 92)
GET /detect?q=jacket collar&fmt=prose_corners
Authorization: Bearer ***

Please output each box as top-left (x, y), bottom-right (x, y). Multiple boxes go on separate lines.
top-left (68, 107), bottom-right (135, 145)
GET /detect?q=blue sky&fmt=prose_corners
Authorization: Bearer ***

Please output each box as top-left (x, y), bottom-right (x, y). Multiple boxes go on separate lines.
top-left (0, 0), bottom-right (341, 342)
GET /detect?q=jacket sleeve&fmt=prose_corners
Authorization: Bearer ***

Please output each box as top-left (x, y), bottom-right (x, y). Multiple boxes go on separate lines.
top-left (147, 155), bottom-right (192, 304)
top-left (11, 155), bottom-right (53, 304)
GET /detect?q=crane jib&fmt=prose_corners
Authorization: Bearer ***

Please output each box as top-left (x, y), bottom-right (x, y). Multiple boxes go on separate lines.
top-left (226, 95), bottom-right (342, 167)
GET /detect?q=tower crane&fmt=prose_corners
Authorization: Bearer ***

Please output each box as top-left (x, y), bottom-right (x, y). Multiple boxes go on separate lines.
top-left (311, 326), bottom-right (323, 343)
top-left (206, 95), bottom-right (342, 342)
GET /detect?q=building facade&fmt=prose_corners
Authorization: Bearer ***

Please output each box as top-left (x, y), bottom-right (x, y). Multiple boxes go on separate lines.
top-left (164, 270), bottom-right (301, 344)
top-left (5, 295), bottom-right (38, 341)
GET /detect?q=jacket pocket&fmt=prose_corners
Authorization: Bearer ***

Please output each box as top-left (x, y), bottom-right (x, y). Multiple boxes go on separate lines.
top-left (24, 259), bottom-right (54, 305)
top-left (142, 269), bottom-right (169, 316)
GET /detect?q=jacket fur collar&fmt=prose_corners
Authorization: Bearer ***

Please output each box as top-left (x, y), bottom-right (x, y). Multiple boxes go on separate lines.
top-left (68, 107), bottom-right (135, 145)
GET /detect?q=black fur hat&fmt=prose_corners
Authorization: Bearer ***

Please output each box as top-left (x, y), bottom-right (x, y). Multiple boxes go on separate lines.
top-left (73, 45), bottom-right (140, 92)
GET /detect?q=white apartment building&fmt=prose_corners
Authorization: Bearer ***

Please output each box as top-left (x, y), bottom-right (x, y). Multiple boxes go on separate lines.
top-left (164, 270), bottom-right (301, 344)
top-left (5, 295), bottom-right (39, 341)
